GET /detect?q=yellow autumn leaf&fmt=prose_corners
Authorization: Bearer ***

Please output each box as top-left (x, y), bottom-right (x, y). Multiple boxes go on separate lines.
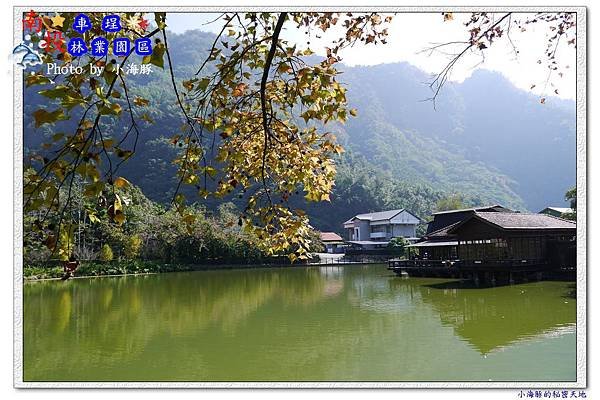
top-left (113, 177), bottom-right (130, 188)
top-left (182, 214), bottom-right (196, 225)
top-left (232, 83), bottom-right (247, 97)
top-left (114, 194), bottom-right (123, 211)
top-left (113, 211), bottom-right (125, 225)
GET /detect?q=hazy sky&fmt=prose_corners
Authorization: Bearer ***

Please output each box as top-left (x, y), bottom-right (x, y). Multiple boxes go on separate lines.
top-left (166, 12), bottom-right (576, 100)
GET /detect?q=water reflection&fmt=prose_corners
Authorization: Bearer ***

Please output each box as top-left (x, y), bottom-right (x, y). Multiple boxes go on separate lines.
top-left (412, 279), bottom-right (576, 355)
top-left (24, 265), bottom-right (576, 381)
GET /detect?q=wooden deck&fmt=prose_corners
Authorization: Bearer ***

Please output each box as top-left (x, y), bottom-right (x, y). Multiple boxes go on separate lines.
top-left (387, 258), bottom-right (569, 285)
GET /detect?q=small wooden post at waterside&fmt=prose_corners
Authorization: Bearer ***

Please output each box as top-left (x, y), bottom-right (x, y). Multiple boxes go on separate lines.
top-left (61, 258), bottom-right (80, 280)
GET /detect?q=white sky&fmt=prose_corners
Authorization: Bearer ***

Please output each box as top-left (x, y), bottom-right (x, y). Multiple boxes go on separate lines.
top-left (166, 12), bottom-right (576, 100)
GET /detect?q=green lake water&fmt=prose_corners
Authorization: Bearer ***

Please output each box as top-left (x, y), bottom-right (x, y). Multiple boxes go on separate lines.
top-left (23, 264), bottom-right (577, 382)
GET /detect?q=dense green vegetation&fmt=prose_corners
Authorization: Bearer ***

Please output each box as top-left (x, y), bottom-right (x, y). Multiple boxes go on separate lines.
top-left (24, 183), bottom-right (324, 278)
top-left (23, 260), bottom-right (194, 280)
top-left (434, 194), bottom-right (467, 213)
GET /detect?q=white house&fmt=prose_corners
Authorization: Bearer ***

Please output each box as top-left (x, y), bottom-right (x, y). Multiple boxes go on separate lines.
top-left (343, 209), bottom-right (421, 249)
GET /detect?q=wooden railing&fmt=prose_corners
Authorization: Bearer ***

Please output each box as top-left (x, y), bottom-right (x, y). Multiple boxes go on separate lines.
top-left (388, 259), bottom-right (454, 269)
top-left (457, 258), bottom-right (549, 269)
top-left (389, 258), bottom-right (550, 270)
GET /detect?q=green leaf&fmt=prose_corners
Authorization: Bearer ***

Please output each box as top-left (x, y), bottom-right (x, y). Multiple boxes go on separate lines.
top-left (38, 85), bottom-right (69, 99)
top-left (26, 74), bottom-right (51, 87)
top-left (140, 113), bottom-right (154, 124)
top-left (154, 12), bottom-right (167, 29)
top-left (98, 102), bottom-right (122, 116)
top-left (197, 78), bottom-right (210, 92)
top-left (83, 182), bottom-right (104, 197)
top-left (142, 42), bottom-right (165, 69)
top-left (61, 95), bottom-right (86, 111)
top-left (133, 96), bottom-right (150, 107)
top-left (102, 68), bottom-right (117, 86)
top-left (204, 166), bottom-right (217, 177)
top-left (115, 148), bottom-right (133, 159)
top-left (32, 109), bottom-right (68, 128)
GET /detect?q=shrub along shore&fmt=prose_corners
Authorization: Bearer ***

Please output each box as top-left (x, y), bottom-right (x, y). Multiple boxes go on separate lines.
top-left (24, 184), bottom-right (326, 281)
top-left (23, 258), bottom-right (308, 281)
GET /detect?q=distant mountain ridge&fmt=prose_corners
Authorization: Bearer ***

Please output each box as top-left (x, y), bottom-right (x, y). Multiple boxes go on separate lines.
top-left (339, 63), bottom-right (575, 213)
top-left (23, 29), bottom-right (576, 232)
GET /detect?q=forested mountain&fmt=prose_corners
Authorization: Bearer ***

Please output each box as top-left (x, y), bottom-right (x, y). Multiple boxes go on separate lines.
top-left (339, 63), bottom-right (575, 214)
top-left (24, 29), bottom-right (576, 234)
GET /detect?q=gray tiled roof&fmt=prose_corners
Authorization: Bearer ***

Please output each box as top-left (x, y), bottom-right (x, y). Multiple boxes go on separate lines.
top-left (432, 204), bottom-right (511, 215)
top-left (473, 211), bottom-right (576, 230)
top-left (354, 209), bottom-right (405, 221)
top-left (425, 221), bottom-right (461, 238)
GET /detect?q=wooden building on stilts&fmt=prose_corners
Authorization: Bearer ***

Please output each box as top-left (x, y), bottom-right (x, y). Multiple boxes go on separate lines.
top-left (389, 206), bottom-right (576, 285)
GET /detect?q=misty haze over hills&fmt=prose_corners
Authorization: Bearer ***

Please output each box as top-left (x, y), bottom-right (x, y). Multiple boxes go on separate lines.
top-left (339, 62), bottom-right (575, 212)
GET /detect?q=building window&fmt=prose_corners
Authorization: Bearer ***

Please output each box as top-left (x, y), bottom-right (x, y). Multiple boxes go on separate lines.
top-left (370, 225), bottom-right (387, 233)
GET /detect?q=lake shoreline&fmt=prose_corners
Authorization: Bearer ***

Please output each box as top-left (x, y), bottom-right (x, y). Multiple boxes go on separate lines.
top-left (23, 260), bottom-right (383, 282)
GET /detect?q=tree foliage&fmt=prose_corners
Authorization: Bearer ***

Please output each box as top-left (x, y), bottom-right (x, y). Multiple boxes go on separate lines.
top-left (565, 186), bottom-right (576, 210)
top-left (23, 181), bottom-right (325, 267)
top-left (387, 236), bottom-right (410, 257)
top-left (435, 193), bottom-right (467, 213)
top-left (562, 186), bottom-right (576, 221)
top-left (24, 11), bottom-right (392, 261)
top-left (99, 244), bottom-right (114, 262)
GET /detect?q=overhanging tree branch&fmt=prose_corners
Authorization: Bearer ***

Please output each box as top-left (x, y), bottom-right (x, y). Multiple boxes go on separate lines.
top-left (259, 12), bottom-right (287, 197)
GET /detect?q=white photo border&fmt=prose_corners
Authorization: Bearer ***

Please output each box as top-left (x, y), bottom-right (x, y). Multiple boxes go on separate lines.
top-left (13, 5), bottom-right (587, 389)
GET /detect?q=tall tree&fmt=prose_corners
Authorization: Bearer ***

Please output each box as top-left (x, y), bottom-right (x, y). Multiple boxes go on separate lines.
top-left (435, 194), bottom-right (467, 212)
top-left (562, 186), bottom-right (577, 221)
